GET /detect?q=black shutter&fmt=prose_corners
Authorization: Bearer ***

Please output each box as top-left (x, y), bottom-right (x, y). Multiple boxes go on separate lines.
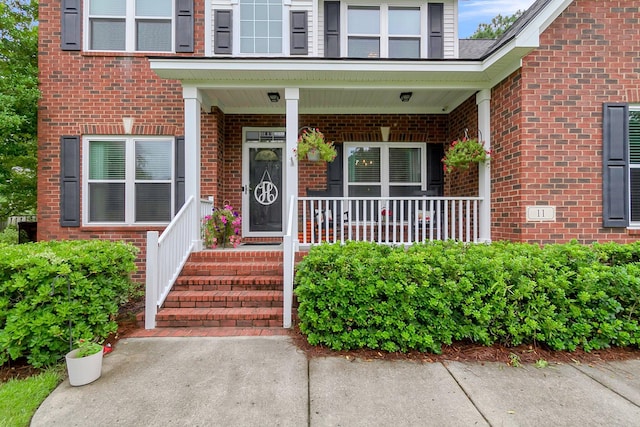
top-left (324, 1), bottom-right (340, 58)
top-left (327, 144), bottom-right (343, 196)
top-left (603, 103), bottom-right (629, 227)
top-left (60, 136), bottom-right (81, 226)
top-left (175, 136), bottom-right (186, 213)
top-left (427, 143), bottom-right (444, 196)
top-left (61, 0), bottom-right (81, 51)
top-left (428, 3), bottom-right (444, 59)
top-left (214, 10), bottom-right (233, 54)
top-left (290, 11), bottom-right (308, 55)
top-left (176, 0), bottom-right (194, 53)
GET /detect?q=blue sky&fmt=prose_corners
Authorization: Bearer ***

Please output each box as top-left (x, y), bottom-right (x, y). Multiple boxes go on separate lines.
top-left (458, 0), bottom-right (537, 38)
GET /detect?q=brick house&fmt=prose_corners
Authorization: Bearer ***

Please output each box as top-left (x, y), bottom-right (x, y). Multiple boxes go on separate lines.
top-left (38, 0), bottom-right (640, 329)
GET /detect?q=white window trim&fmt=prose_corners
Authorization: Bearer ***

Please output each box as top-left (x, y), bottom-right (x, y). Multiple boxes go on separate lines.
top-left (84, 0), bottom-right (175, 53)
top-left (232, 0), bottom-right (291, 56)
top-left (343, 142), bottom-right (427, 198)
top-left (629, 106), bottom-right (640, 228)
top-left (341, 1), bottom-right (426, 59)
top-left (82, 136), bottom-right (175, 226)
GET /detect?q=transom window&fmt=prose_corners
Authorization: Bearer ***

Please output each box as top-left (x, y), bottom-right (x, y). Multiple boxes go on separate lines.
top-left (630, 107), bottom-right (640, 225)
top-left (84, 137), bottom-right (174, 225)
top-left (87, 0), bottom-right (173, 52)
top-left (240, 0), bottom-right (283, 54)
top-left (346, 5), bottom-right (421, 58)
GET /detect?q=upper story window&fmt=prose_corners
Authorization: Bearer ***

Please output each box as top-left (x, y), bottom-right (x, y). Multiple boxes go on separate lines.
top-left (87, 0), bottom-right (173, 52)
top-left (346, 5), bottom-right (421, 59)
top-left (240, 0), bottom-right (283, 54)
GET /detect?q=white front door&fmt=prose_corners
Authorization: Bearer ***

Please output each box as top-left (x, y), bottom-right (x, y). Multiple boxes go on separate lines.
top-left (242, 128), bottom-right (286, 236)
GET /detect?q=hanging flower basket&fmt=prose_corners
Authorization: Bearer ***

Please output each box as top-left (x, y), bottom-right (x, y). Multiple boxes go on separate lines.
top-left (296, 128), bottom-right (337, 162)
top-left (202, 205), bottom-right (242, 248)
top-left (442, 137), bottom-right (491, 173)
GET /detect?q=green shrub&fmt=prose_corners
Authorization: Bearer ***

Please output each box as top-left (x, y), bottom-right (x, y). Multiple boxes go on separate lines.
top-left (295, 241), bottom-right (640, 354)
top-left (0, 240), bottom-right (139, 367)
top-left (0, 224), bottom-right (19, 245)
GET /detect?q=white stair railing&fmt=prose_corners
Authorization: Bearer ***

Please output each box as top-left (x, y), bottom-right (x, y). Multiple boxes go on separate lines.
top-left (145, 196), bottom-right (202, 329)
top-left (283, 195), bottom-right (297, 328)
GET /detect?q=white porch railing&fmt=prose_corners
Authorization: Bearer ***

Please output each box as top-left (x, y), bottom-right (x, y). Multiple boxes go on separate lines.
top-left (298, 197), bottom-right (482, 245)
top-left (145, 197), bottom-right (211, 329)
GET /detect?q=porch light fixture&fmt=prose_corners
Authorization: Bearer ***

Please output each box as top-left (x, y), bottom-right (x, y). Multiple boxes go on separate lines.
top-left (400, 92), bottom-right (412, 102)
top-left (267, 92), bottom-right (281, 103)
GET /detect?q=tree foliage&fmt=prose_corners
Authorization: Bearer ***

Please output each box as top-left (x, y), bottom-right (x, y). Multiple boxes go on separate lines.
top-left (0, 0), bottom-right (38, 217)
top-left (469, 10), bottom-right (524, 39)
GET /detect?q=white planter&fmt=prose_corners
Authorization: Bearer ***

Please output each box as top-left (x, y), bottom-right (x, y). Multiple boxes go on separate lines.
top-left (307, 150), bottom-right (320, 162)
top-left (65, 348), bottom-right (103, 386)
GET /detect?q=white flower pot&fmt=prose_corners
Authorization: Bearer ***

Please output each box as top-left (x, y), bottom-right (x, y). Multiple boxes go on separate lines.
top-left (65, 348), bottom-right (103, 386)
top-left (307, 150), bottom-right (320, 162)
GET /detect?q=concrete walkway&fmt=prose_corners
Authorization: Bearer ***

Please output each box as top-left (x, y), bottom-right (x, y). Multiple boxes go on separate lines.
top-left (32, 336), bottom-right (640, 426)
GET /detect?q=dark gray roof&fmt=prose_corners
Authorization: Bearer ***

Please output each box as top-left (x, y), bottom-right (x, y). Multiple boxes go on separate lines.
top-left (487, 0), bottom-right (553, 53)
top-left (458, 39), bottom-right (496, 59)
top-left (462, 0), bottom-right (555, 59)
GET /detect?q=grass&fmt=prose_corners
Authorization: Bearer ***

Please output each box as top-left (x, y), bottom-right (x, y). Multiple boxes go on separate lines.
top-left (0, 367), bottom-right (63, 427)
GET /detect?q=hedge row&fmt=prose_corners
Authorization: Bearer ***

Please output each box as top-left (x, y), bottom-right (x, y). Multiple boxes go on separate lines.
top-left (294, 241), bottom-right (640, 354)
top-left (0, 240), bottom-right (139, 367)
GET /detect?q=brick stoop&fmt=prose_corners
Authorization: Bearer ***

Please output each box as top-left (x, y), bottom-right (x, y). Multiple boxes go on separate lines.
top-left (140, 249), bottom-right (288, 334)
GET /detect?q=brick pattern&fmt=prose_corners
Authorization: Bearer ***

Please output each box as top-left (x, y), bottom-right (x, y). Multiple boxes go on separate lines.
top-left (148, 250), bottom-right (287, 329)
top-left (491, 0), bottom-right (640, 243)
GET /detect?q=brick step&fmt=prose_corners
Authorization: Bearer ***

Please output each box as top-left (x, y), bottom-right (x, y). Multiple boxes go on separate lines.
top-left (174, 275), bottom-right (283, 291)
top-left (180, 261), bottom-right (283, 277)
top-left (155, 307), bottom-right (283, 328)
top-left (164, 290), bottom-right (283, 308)
top-left (188, 250), bottom-right (283, 263)
top-left (127, 327), bottom-right (289, 338)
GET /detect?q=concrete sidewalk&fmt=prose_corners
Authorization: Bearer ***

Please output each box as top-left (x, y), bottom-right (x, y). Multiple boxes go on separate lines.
top-left (32, 336), bottom-right (640, 426)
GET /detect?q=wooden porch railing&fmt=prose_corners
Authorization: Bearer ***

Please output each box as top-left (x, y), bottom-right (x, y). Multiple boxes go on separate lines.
top-left (298, 197), bottom-right (482, 245)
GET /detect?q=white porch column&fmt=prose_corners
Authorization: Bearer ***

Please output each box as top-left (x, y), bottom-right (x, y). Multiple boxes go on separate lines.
top-left (184, 86), bottom-right (203, 251)
top-left (477, 89), bottom-right (491, 243)
top-left (285, 88), bottom-right (300, 240)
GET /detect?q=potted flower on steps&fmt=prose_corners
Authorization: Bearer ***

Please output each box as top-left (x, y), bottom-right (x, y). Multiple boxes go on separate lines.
top-left (65, 339), bottom-right (104, 386)
top-left (296, 128), bottom-right (337, 162)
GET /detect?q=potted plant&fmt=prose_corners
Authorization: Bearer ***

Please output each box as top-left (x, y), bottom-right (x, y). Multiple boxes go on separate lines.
top-left (65, 339), bottom-right (104, 386)
top-left (296, 128), bottom-right (337, 162)
top-left (442, 137), bottom-right (491, 173)
top-left (202, 204), bottom-right (242, 248)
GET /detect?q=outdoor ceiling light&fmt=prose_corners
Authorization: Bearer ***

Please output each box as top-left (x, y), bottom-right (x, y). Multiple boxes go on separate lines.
top-left (267, 92), bottom-right (281, 102)
top-left (400, 92), bottom-right (413, 102)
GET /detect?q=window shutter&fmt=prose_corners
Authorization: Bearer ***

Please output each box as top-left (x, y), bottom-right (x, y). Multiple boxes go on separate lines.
top-left (428, 3), bottom-right (444, 59)
top-left (603, 103), bottom-right (629, 227)
top-left (60, 136), bottom-right (81, 226)
top-left (61, 0), bottom-right (81, 51)
top-left (427, 143), bottom-right (444, 196)
top-left (175, 0), bottom-right (194, 53)
top-left (290, 11), bottom-right (308, 55)
top-left (327, 144), bottom-right (343, 196)
top-left (175, 136), bottom-right (186, 213)
top-left (324, 1), bottom-right (340, 58)
top-left (214, 10), bottom-right (233, 54)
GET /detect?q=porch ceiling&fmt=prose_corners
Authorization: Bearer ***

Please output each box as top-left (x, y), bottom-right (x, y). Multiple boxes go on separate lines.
top-left (150, 51), bottom-right (530, 114)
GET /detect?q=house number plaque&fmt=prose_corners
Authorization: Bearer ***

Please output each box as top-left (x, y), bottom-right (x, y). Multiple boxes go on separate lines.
top-left (526, 206), bottom-right (556, 222)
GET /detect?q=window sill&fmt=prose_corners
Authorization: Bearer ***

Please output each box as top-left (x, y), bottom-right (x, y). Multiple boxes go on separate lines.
top-left (81, 225), bottom-right (168, 232)
top-left (81, 51), bottom-right (177, 58)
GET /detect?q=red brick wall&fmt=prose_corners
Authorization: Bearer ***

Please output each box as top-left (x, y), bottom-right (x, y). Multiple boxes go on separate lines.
top-left (37, 0), bottom-right (208, 279)
top-left (445, 96), bottom-right (480, 198)
top-left (492, 0), bottom-right (640, 243)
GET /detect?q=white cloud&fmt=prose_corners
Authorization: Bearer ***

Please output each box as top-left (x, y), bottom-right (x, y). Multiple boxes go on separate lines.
top-left (459, 0), bottom-right (536, 20)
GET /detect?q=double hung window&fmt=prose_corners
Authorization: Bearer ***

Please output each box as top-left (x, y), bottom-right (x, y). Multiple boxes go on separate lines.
top-left (240, 0), bottom-right (283, 54)
top-left (347, 5), bottom-right (421, 58)
top-left (85, 137), bottom-right (174, 225)
top-left (630, 107), bottom-right (640, 225)
top-left (88, 0), bottom-right (173, 52)
top-left (346, 143), bottom-right (425, 197)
